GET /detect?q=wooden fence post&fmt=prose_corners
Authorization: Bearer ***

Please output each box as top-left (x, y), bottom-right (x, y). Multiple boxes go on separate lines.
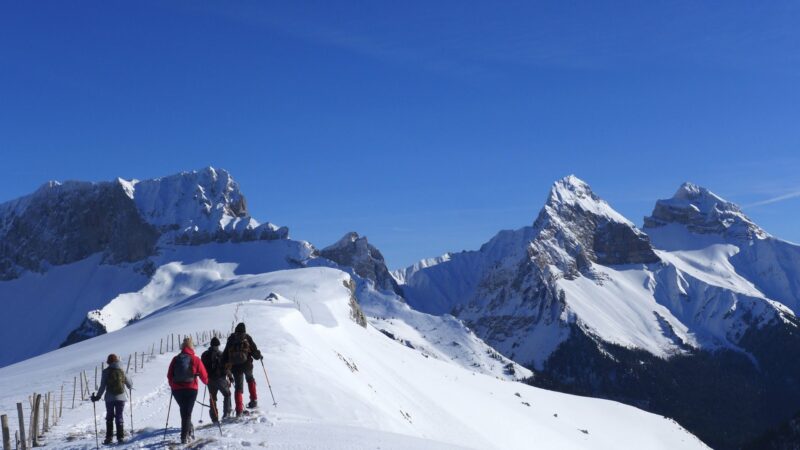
top-left (141, 351), bottom-right (144, 370)
top-left (15, 403), bottom-right (26, 450)
top-left (72, 377), bottom-right (76, 409)
top-left (59, 384), bottom-right (63, 418)
top-left (42, 393), bottom-right (48, 434)
top-left (79, 375), bottom-right (84, 401)
top-left (94, 366), bottom-right (98, 390)
top-left (126, 355), bottom-right (132, 374)
top-left (83, 371), bottom-right (91, 398)
top-left (160, 338), bottom-right (163, 355)
top-left (1, 414), bottom-right (11, 450)
top-left (134, 352), bottom-right (137, 374)
top-left (31, 394), bottom-right (40, 447)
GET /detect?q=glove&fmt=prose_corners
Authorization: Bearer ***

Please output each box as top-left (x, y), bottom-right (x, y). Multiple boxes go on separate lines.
top-left (252, 350), bottom-right (262, 361)
top-left (91, 395), bottom-right (99, 402)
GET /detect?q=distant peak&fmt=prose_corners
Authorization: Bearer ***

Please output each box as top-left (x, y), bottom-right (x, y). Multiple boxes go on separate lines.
top-left (672, 182), bottom-right (727, 205)
top-left (645, 183), bottom-right (766, 239)
top-left (327, 232), bottom-right (364, 250)
top-left (543, 175), bottom-right (633, 226)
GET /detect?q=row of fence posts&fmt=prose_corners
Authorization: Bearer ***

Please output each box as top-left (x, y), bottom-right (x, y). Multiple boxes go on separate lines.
top-left (0, 329), bottom-right (226, 449)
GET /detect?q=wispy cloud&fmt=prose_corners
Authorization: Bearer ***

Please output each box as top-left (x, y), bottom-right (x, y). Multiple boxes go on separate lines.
top-left (745, 190), bottom-right (800, 208)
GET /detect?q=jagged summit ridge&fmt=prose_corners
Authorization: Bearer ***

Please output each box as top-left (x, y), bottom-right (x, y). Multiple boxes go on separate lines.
top-left (320, 232), bottom-right (402, 295)
top-left (644, 182), bottom-right (766, 239)
top-left (119, 166), bottom-right (288, 242)
top-left (532, 175), bottom-right (659, 277)
top-left (0, 167), bottom-right (288, 280)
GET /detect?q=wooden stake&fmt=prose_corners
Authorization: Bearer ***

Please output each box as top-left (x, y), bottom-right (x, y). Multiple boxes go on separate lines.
top-left (134, 352), bottom-right (138, 373)
top-left (31, 394), bottom-right (40, 447)
top-left (79, 374), bottom-right (85, 401)
top-left (15, 403), bottom-right (26, 450)
top-left (42, 393), bottom-right (48, 434)
top-left (126, 354), bottom-right (132, 374)
top-left (94, 366), bottom-right (98, 390)
top-left (72, 377), bottom-right (76, 409)
top-left (160, 338), bottom-right (163, 355)
top-left (1, 414), bottom-right (11, 450)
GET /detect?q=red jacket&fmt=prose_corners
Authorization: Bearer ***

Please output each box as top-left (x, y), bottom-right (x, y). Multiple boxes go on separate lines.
top-left (167, 347), bottom-right (209, 391)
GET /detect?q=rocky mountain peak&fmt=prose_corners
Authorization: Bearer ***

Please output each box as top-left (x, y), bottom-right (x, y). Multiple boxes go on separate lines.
top-left (644, 182), bottom-right (766, 240)
top-left (531, 176), bottom-right (659, 278)
top-left (0, 167), bottom-right (288, 280)
top-left (320, 232), bottom-right (402, 295)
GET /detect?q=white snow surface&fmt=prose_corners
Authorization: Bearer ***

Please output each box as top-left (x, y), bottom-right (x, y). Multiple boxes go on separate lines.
top-left (0, 239), bottom-right (314, 367)
top-left (0, 267), bottom-right (707, 449)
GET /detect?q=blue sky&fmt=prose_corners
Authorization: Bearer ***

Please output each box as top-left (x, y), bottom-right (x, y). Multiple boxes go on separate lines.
top-left (1, 1), bottom-right (799, 268)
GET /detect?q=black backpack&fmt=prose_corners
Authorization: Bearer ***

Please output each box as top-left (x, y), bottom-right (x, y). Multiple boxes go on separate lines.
top-left (173, 353), bottom-right (194, 383)
top-left (203, 349), bottom-right (224, 378)
top-left (227, 334), bottom-right (251, 366)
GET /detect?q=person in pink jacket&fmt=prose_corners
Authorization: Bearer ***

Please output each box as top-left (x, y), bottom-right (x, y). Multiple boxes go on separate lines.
top-left (167, 337), bottom-right (209, 443)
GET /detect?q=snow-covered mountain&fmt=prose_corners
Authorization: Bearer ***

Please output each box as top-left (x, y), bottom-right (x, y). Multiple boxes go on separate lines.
top-left (0, 265), bottom-right (706, 449)
top-left (397, 175), bottom-right (800, 449)
top-left (0, 168), bottom-right (527, 388)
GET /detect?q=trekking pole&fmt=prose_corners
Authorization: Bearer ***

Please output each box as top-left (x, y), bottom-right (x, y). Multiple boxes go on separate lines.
top-left (259, 359), bottom-right (278, 407)
top-left (162, 393), bottom-right (172, 442)
top-left (199, 386), bottom-right (206, 424)
top-left (208, 394), bottom-right (223, 436)
top-left (129, 387), bottom-right (134, 434)
top-left (91, 393), bottom-right (99, 450)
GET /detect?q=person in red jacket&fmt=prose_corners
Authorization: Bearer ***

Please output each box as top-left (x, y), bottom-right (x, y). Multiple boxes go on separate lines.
top-left (167, 337), bottom-right (209, 444)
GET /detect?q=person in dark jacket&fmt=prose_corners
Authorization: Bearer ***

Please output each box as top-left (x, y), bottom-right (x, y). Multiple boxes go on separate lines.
top-left (201, 336), bottom-right (233, 422)
top-left (167, 337), bottom-right (209, 444)
top-left (91, 354), bottom-right (133, 444)
top-left (222, 322), bottom-right (262, 416)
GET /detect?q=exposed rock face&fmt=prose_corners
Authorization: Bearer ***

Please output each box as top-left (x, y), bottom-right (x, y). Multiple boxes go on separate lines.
top-left (644, 182), bottom-right (766, 240)
top-left (530, 175), bottom-right (659, 279)
top-left (60, 310), bottom-right (108, 347)
top-left (320, 232), bottom-right (402, 295)
top-left (0, 181), bottom-right (160, 280)
top-left (0, 167), bottom-right (289, 280)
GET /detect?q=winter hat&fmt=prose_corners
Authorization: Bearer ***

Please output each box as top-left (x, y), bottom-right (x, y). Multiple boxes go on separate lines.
top-left (107, 354), bottom-right (119, 364)
top-left (210, 337), bottom-right (220, 347)
top-left (235, 322), bottom-right (246, 333)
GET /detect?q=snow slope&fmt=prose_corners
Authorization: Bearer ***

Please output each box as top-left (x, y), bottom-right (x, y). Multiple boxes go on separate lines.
top-left (0, 267), bottom-right (707, 449)
top-left (0, 239), bottom-right (313, 367)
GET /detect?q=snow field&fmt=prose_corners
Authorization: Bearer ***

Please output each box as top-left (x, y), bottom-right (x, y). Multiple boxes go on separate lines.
top-left (0, 267), bottom-right (707, 449)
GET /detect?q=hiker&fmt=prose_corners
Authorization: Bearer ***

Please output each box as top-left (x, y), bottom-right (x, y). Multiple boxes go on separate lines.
top-left (222, 322), bottom-right (262, 416)
top-left (91, 354), bottom-right (133, 444)
top-left (201, 336), bottom-right (233, 422)
top-left (167, 336), bottom-right (209, 444)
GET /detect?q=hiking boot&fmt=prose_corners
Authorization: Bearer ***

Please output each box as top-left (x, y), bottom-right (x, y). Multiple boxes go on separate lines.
top-left (116, 424), bottom-right (125, 443)
top-left (104, 420), bottom-right (114, 445)
top-left (247, 400), bottom-right (258, 409)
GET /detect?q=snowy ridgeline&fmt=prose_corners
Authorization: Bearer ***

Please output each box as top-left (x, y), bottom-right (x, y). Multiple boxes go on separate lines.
top-left (397, 176), bottom-right (800, 368)
top-left (0, 267), bottom-right (706, 449)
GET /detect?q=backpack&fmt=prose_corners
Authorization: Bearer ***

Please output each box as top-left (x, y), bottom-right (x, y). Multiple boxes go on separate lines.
top-left (173, 353), bottom-right (195, 383)
top-left (202, 349), bottom-right (224, 378)
top-left (228, 334), bottom-right (251, 366)
top-left (107, 368), bottom-right (126, 395)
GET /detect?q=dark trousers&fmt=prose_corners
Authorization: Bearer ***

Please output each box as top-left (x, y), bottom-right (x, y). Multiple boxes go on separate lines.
top-left (104, 401), bottom-right (125, 438)
top-left (172, 389), bottom-right (198, 440)
top-left (208, 377), bottom-right (232, 421)
top-left (231, 364), bottom-right (255, 393)
top-left (105, 400), bottom-right (125, 425)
